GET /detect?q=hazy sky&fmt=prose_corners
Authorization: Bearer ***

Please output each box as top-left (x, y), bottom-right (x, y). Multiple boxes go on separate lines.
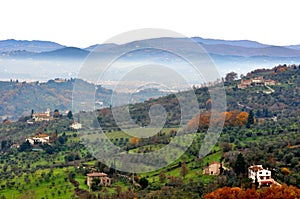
top-left (1, 0), bottom-right (300, 48)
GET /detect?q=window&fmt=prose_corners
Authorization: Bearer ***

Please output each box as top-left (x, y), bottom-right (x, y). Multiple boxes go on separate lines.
top-left (259, 172), bottom-right (262, 174)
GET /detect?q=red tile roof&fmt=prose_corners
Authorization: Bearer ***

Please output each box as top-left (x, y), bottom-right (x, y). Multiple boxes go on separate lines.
top-left (249, 165), bottom-right (263, 171)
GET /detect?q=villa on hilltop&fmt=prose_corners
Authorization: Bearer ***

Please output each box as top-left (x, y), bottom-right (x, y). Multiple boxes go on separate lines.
top-left (32, 108), bottom-right (51, 122)
top-left (54, 78), bottom-right (67, 83)
top-left (238, 76), bottom-right (277, 89)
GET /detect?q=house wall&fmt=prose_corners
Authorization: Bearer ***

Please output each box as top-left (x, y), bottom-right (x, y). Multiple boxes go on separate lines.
top-left (248, 166), bottom-right (273, 187)
top-left (87, 176), bottom-right (111, 187)
top-left (203, 163), bottom-right (221, 175)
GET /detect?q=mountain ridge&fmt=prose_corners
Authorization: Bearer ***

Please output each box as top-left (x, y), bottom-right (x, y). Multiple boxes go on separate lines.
top-left (0, 39), bottom-right (65, 52)
top-left (3, 38), bottom-right (300, 60)
top-left (1, 37), bottom-right (300, 82)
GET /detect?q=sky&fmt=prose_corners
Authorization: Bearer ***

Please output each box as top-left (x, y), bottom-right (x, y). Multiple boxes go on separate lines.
top-left (1, 0), bottom-right (300, 48)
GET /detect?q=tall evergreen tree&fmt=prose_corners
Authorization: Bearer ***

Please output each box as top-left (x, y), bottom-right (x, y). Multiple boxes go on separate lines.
top-left (67, 111), bottom-right (73, 119)
top-left (247, 110), bottom-right (255, 127)
top-left (234, 153), bottom-right (246, 176)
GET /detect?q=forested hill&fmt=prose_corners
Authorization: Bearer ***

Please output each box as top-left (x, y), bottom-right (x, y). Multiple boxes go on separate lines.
top-left (0, 79), bottom-right (171, 121)
top-left (0, 79), bottom-right (112, 121)
top-left (225, 64), bottom-right (300, 116)
top-left (97, 64), bottom-right (300, 130)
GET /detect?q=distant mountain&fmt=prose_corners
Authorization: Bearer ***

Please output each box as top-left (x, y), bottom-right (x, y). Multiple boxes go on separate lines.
top-left (2, 37), bottom-right (300, 81)
top-left (286, 44), bottom-right (300, 50)
top-left (192, 37), bottom-right (269, 48)
top-left (3, 37), bottom-right (300, 60)
top-left (37, 47), bottom-right (90, 59)
top-left (202, 44), bottom-right (300, 57)
top-left (85, 37), bottom-right (300, 58)
top-left (0, 47), bottom-right (90, 59)
top-left (0, 39), bottom-right (65, 52)
top-left (85, 43), bottom-right (118, 52)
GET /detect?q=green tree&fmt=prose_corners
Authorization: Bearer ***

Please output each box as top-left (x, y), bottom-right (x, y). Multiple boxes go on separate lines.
top-left (91, 178), bottom-right (102, 191)
top-left (225, 72), bottom-right (238, 82)
top-left (139, 177), bottom-right (149, 189)
top-left (247, 110), bottom-right (255, 128)
top-left (31, 109), bottom-right (34, 118)
top-left (19, 140), bottom-right (32, 152)
top-left (234, 153), bottom-right (246, 176)
top-left (1, 140), bottom-right (7, 150)
top-left (53, 109), bottom-right (60, 118)
top-left (58, 132), bottom-right (68, 144)
top-left (67, 111), bottom-right (73, 119)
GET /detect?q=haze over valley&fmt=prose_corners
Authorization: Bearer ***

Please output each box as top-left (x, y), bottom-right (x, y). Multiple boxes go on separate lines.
top-left (2, 37), bottom-right (300, 85)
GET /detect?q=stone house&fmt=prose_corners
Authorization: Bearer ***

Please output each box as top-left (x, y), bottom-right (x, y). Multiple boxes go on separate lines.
top-left (203, 161), bottom-right (227, 175)
top-left (87, 172), bottom-right (111, 187)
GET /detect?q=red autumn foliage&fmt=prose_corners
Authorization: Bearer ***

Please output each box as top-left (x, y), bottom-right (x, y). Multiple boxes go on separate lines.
top-left (205, 184), bottom-right (300, 199)
top-left (130, 136), bottom-right (139, 145)
top-left (188, 110), bottom-right (249, 130)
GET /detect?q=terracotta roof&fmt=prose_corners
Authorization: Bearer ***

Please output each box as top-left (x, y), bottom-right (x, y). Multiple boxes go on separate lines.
top-left (209, 161), bottom-right (220, 166)
top-left (87, 172), bottom-right (107, 177)
top-left (33, 113), bottom-right (49, 117)
top-left (241, 79), bottom-right (252, 84)
top-left (36, 134), bottom-right (49, 138)
top-left (249, 165), bottom-right (263, 171)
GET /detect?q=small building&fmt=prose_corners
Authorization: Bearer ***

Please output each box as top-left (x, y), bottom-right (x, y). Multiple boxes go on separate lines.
top-left (203, 161), bottom-right (227, 175)
top-left (32, 108), bottom-right (51, 122)
top-left (54, 78), bottom-right (67, 83)
top-left (11, 144), bottom-right (20, 149)
top-left (95, 101), bottom-right (104, 110)
top-left (237, 79), bottom-right (252, 89)
top-left (252, 76), bottom-right (264, 85)
top-left (26, 134), bottom-right (50, 145)
top-left (70, 122), bottom-right (82, 130)
top-left (248, 165), bottom-right (275, 187)
top-left (264, 80), bottom-right (277, 86)
top-left (237, 83), bottom-right (249, 89)
top-left (87, 172), bottom-right (111, 187)
top-left (27, 120), bottom-right (34, 124)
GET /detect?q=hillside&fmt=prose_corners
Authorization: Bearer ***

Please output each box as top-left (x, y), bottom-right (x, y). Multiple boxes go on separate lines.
top-left (0, 79), bottom-right (112, 121)
top-left (0, 79), bottom-right (172, 121)
top-left (0, 64), bottom-right (299, 198)
top-left (97, 64), bottom-right (300, 130)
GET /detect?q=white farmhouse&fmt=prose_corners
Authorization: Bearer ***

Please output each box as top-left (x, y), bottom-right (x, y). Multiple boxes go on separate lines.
top-left (26, 134), bottom-right (50, 145)
top-left (70, 122), bottom-right (82, 130)
top-left (248, 165), bottom-right (276, 187)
